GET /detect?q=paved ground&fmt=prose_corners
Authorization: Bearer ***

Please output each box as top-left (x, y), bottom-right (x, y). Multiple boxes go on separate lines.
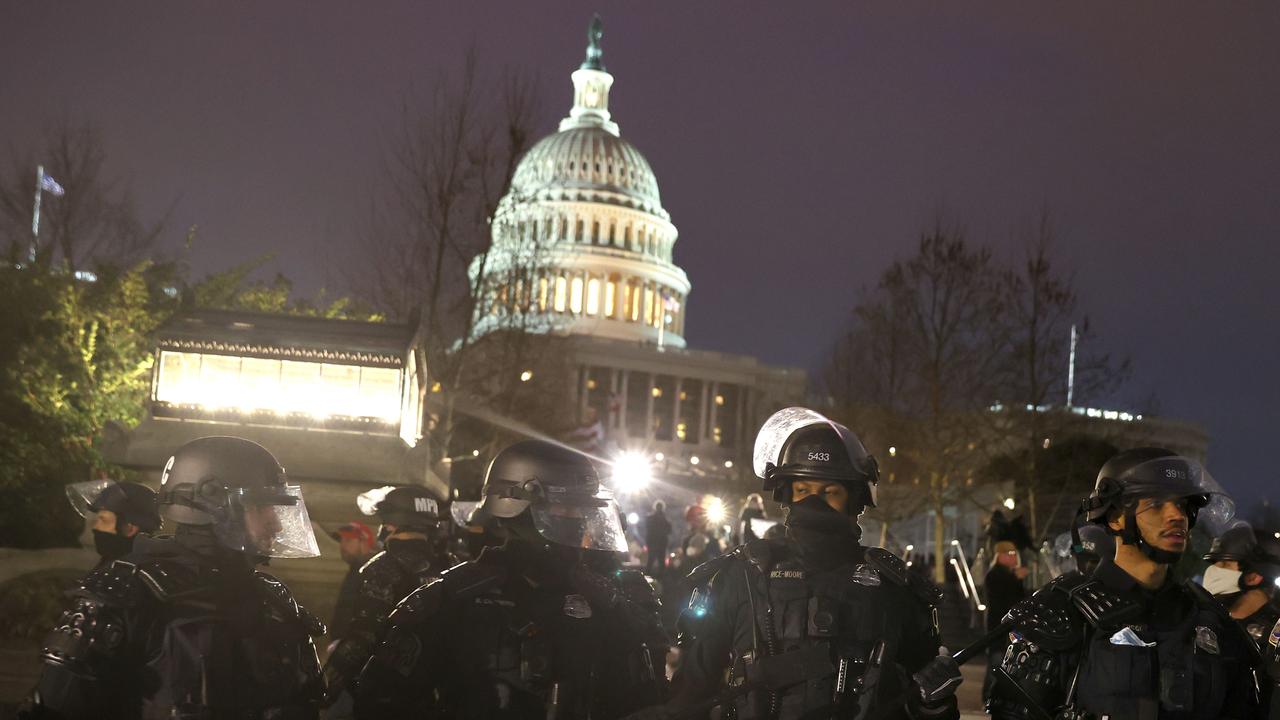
top-left (957, 662), bottom-right (988, 717)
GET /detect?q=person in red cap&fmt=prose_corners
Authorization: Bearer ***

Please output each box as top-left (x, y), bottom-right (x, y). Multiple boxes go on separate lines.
top-left (329, 521), bottom-right (377, 642)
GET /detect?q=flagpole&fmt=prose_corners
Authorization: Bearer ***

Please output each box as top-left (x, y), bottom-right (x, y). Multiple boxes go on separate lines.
top-left (30, 165), bottom-right (45, 263)
top-left (1066, 324), bottom-right (1078, 408)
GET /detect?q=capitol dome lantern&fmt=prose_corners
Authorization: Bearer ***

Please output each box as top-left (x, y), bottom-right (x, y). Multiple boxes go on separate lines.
top-left (471, 15), bottom-right (691, 348)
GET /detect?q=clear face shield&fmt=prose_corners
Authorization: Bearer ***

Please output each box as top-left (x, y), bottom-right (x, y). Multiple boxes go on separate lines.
top-left (529, 493), bottom-right (630, 553)
top-left (216, 485), bottom-right (321, 559)
top-left (1117, 457), bottom-right (1236, 536)
top-left (450, 500), bottom-right (480, 529)
top-left (752, 406), bottom-right (878, 506)
top-left (356, 485), bottom-right (395, 517)
top-left (66, 479), bottom-right (116, 518)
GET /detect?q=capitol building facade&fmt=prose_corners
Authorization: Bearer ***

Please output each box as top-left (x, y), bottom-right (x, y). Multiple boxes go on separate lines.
top-left (470, 19), bottom-right (804, 493)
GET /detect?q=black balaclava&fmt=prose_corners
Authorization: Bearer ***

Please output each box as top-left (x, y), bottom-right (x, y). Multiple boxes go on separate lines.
top-left (93, 529), bottom-right (135, 562)
top-left (784, 495), bottom-right (863, 567)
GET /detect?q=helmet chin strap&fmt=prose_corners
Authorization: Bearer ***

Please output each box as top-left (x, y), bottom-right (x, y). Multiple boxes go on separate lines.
top-left (1120, 507), bottom-right (1183, 565)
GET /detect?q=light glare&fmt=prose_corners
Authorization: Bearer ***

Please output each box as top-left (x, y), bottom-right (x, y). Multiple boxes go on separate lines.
top-left (611, 451), bottom-right (653, 493)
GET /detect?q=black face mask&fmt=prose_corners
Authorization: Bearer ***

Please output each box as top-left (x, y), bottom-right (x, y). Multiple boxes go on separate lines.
top-left (93, 529), bottom-right (135, 561)
top-left (386, 537), bottom-right (432, 557)
top-left (785, 495), bottom-right (857, 537)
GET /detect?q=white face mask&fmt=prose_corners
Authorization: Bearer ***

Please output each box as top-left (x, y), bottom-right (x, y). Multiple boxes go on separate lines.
top-left (1201, 564), bottom-right (1242, 597)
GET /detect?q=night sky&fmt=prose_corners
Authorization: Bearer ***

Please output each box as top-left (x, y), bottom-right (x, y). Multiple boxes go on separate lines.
top-left (4, 3), bottom-right (1277, 507)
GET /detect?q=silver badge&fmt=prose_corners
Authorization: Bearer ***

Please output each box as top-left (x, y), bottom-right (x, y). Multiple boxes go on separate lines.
top-left (562, 594), bottom-right (592, 619)
top-left (851, 564), bottom-right (881, 587)
top-left (1194, 625), bottom-right (1220, 655)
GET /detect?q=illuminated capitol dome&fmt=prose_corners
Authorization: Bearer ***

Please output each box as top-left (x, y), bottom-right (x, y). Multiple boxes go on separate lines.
top-left (472, 16), bottom-right (690, 348)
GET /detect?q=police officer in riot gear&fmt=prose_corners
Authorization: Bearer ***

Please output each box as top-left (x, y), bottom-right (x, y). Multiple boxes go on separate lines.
top-left (325, 484), bottom-right (455, 698)
top-left (25, 436), bottom-right (327, 720)
top-left (1202, 524), bottom-right (1280, 647)
top-left (988, 447), bottom-right (1265, 720)
top-left (663, 407), bottom-right (960, 720)
top-left (66, 479), bottom-right (162, 567)
top-left (353, 439), bottom-right (668, 719)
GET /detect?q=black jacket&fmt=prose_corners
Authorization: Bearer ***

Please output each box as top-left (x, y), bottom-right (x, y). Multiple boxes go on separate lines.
top-left (353, 542), bottom-right (668, 719)
top-left (671, 535), bottom-right (956, 720)
top-left (325, 538), bottom-right (448, 691)
top-left (988, 560), bottom-right (1263, 720)
top-left (26, 533), bottom-right (325, 720)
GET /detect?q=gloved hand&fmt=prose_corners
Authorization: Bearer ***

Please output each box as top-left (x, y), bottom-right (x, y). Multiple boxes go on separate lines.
top-left (912, 648), bottom-right (962, 706)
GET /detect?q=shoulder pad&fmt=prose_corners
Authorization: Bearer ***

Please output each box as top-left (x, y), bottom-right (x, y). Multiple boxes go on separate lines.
top-left (864, 547), bottom-right (909, 586)
top-left (1054, 575), bottom-right (1142, 629)
top-left (389, 560), bottom-right (505, 626)
top-left (1004, 589), bottom-right (1081, 652)
top-left (683, 550), bottom-right (741, 590)
top-left (616, 569), bottom-right (659, 601)
top-left (79, 561), bottom-right (144, 606)
top-left (255, 572), bottom-right (327, 636)
top-left (360, 552), bottom-right (408, 604)
top-left (906, 572), bottom-right (946, 607)
top-left (741, 538), bottom-right (781, 571)
top-left (134, 559), bottom-right (206, 602)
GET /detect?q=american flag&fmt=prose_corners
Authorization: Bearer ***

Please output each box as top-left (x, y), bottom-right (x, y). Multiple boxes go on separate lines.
top-left (39, 173), bottom-right (65, 197)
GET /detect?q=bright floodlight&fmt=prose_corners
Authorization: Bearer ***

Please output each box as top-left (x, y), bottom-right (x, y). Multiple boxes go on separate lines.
top-left (704, 496), bottom-right (727, 524)
top-left (626, 512), bottom-right (640, 526)
top-left (519, 370), bottom-right (533, 382)
top-left (1003, 497), bottom-right (1016, 510)
top-left (612, 451), bottom-right (653, 493)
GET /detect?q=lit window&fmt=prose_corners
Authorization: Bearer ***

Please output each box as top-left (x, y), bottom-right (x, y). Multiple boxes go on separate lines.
top-left (679, 391), bottom-right (687, 401)
top-left (715, 394), bottom-right (725, 406)
top-left (570, 276), bottom-right (584, 314)
top-left (676, 422), bottom-right (687, 440)
top-left (554, 276), bottom-right (567, 312)
top-left (713, 426), bottom-right (723, 444)
top-left (627, 282), bottom-right (640, 322)
top-left (538, 276), bottom-right (549, 311)
top-left (587, 379), bottom-right (598, 390)
top-left (604, 280), bottom-right (616, 317)
top-left (586, 278), bottom-right (600, 316)
top-left (643, 287), bottom-right (654, 326)
top-left (651, 386), bottom-right (663, 398)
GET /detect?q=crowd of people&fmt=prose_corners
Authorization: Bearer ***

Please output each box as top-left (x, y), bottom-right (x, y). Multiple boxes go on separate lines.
top-left (17, 406), bottom-right (1280, 719)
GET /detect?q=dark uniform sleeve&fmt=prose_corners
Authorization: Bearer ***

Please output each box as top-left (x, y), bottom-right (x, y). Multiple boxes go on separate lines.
top-left (326, 556), bottom-right (405, 692)
top-left (353, 559), bottom-right (506, 720)
top-left (667, 556), bottom-right (742, 711)
top-left (985, 584), bottom-right (1083, 720)
top-left (1208, 608), bottom-right (1264, 720)
top-left (575, 568), bottom-right (672, 717)
top-left (25, 563), bottom-right (147, 720)
top-left (870, 548), bottom-right (962, 717)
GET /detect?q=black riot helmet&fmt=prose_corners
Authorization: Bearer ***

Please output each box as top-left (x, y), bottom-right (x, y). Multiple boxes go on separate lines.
top-left (470, 439), bottom-right (628, 553)
top-left (157, 436), bottom-right (320, 558)
top-left (66, 480), bottom-right (162, 534)
top-left (1204, 525), bottom-right (1257, 563)
top-left (357, 485), bottom-right (448, 536)
top-left (1080, 447), bottom-right (1233, 565)
top-left (1072, 523), bottom-right (1112, 574)
top-left (752, 407), bottom-right (879, 511)
top-left (1205, 526), bottom-right (1280, 583)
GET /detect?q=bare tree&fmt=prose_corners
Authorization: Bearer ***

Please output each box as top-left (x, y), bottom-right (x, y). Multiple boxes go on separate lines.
top-left (0, 120), bottom-right (164, 271)
top-left (990, 208), bottom-right (1130, 540)
top-left (349, 51), bottom-right (545, 475)
top-left (826, 219), bottom-right (1007, 581)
